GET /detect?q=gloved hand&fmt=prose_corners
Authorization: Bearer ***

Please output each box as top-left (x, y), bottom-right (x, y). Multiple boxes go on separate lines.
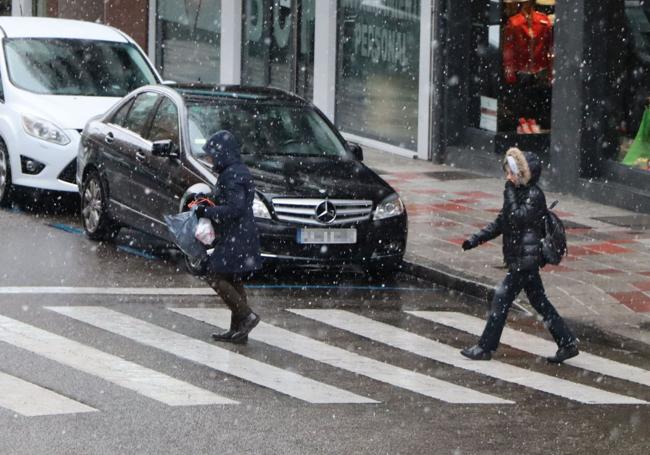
top-left (194, 204), bottom-right (206, 219)
top-left (462, 239), bottom-right (475, 251)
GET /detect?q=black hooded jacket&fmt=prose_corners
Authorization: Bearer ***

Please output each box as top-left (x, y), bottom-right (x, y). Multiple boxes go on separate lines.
top-left (467, 149), bottom-right (547, 271)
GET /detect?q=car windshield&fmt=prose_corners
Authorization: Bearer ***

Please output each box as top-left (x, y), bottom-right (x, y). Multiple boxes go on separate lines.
top-left (3, 38), bottom-right (158, 96)
top-left (185, 98), bottom-right (348, 162)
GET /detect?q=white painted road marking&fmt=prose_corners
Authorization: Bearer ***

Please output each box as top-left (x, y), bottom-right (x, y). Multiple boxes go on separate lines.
top-left (49, 306), bottom-right (377, 404)
top-left (408, 311), bottom-right (650, 389)
top-left (171, 308), bottom-right (512, 405)
top-left (0, 314), bottom-right (232, 406)
top-left (290, 310), bottom-right (648, 405)
top-left (0, 287), bottom-right (216, 296)
top-left (0, 371), bottom-right (96, 416)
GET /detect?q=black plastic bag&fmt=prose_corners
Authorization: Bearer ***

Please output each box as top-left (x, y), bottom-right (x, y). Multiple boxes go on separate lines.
top-left (164, 210), bottom-right (207, 262)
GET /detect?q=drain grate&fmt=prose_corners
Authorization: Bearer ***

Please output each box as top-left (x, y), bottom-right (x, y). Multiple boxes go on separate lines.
top-left (592, 215), bottom-right (650, 230)
top-left (423, 171), bottom-right (486, 181)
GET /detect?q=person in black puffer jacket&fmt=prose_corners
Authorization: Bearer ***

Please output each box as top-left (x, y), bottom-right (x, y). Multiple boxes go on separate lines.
top-left (460, 147), bottom-right (579, 364)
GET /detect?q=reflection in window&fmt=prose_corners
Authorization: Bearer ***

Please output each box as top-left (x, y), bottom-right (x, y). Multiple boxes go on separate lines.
top-left (156, 0), bottom-right (221, 83)
top-left (336, 1), bottom-right (420, 150)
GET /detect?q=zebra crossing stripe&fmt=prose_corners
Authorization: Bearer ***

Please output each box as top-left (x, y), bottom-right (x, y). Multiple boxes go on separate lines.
top-left (170, 308), bottom-right (513, 405)
top-left (407, 311), bottom-right (650, 389)
top-left (49, 306), bottom-right (377, 404)
top-left (0, 314), bottom-right (233, 406)
top-left (290, 310), bottom-right (648, 405)
top-left (0, 371), bottom-right (96, 416)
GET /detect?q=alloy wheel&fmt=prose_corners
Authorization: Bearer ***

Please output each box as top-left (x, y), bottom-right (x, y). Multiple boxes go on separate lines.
top-left (82, 176), bottom-right (103, 234)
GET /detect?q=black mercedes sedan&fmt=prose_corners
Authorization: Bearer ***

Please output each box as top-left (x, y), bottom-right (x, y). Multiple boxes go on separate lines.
top-left (77, 84), bottom-right (407, 276)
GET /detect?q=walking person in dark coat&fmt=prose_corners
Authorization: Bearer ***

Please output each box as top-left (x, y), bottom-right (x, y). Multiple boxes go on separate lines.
top-left (460, 147), bottom-right (579, 363)
top-left (194, 130), bottom-right (263, 344)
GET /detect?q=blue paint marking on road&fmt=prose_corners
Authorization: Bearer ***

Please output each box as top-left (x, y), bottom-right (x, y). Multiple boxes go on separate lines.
top-left (245, 284), bottom-right (441, 292)
top-left (116, 245), bottom-right (160, 261)
top-left (47, 223), bottom-right (84, 235)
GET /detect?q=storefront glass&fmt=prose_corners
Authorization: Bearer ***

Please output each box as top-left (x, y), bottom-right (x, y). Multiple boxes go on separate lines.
top-left (0, 0), bottom-right (11, 15)
top-left (156, 0), bottom-right (221, 84)
top-left (241, 0), bottom-right (314, 99)
top-left (32, 0), bottom-right (46, 15)
top-left (471, 0), bottom-right (555, 136)
top-left (336, 0), bottom-right (420, 150)
top-left (616, 1), bottom-right (650, 171)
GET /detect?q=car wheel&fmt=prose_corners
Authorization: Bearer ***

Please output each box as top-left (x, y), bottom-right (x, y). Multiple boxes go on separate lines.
top-left (81, 170), bottom-right (119, 241)
top-left (0, 140), bottom-right (13, 207)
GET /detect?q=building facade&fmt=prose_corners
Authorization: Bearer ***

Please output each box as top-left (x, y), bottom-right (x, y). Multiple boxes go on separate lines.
top-left (4, 0), bottom-right (650, 211)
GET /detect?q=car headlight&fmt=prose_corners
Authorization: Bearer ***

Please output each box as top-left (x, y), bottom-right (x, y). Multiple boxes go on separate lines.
top-left (253, 194), bottom-right (271, 219)
top-left (22, 115), bottom-right (71, 146)
top-left (373, 193), bottom-right (405, 220)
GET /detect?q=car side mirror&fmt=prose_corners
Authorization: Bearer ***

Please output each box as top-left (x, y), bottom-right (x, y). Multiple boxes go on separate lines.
top-left (151, 139), bottom-right (177, 158)
top-left (347, 142), bottom-right (363, 161)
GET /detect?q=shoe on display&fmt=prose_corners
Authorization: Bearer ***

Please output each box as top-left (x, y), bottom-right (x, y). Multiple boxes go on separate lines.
top-left (528, 118), bottom-right (541, 134)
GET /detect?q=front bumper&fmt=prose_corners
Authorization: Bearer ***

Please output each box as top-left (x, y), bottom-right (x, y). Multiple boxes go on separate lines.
top-left (257, 215), bottom-right (407, 266)
top-left (9, 130), bottom-right (80, 193)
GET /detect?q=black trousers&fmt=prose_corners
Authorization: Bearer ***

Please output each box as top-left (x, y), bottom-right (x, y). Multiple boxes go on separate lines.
top-left (207, 273), bottom-right (252, 319)
top-left (478, 269), bottom-right (576, 352)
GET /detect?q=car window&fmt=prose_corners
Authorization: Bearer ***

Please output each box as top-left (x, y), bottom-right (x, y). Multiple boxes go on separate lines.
top-left (185, 101), bottom-right (348, 159)
top-left (147, 97), bottom-right (180, 149)
top-left (109, 99), bottom-right (135, 128)
top-left (3, 38), bottom-right (158, 97)
top-left (122, 92), bottom-right (159, 137)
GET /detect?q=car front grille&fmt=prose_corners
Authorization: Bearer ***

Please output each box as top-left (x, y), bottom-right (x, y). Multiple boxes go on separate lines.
top-left (271, 198), bottom-right (373, 226)
top-left (58, 158), bottom-right (77, 184)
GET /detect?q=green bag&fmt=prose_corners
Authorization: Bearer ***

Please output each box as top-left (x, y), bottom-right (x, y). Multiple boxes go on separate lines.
top-left (623, 107), bottom-right (650, 167)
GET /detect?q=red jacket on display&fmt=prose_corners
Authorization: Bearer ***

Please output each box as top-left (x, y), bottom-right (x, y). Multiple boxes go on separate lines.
top-left (503, 11), bottom-right (553, 84)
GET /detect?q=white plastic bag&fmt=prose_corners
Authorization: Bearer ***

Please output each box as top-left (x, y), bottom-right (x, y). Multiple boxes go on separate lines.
top-left (195, 218), bottom-right (216, 245)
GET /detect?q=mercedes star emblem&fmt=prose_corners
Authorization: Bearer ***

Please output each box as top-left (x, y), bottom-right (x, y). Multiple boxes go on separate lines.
top-left (315, 200), bottom-right (337, 224)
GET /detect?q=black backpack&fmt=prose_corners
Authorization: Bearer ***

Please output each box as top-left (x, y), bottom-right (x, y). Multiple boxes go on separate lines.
top-left (541, 200), bottom-right (568, 265)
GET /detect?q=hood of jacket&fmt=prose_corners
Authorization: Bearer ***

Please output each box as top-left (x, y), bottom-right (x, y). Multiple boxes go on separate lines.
top-left (203, 130), bottom-right (242, 173)
top-left (505, 147), bottom-right (542, 186)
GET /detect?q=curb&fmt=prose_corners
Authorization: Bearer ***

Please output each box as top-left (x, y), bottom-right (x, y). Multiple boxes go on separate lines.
top-left (401, 259), bottom-right (495, 303)
top-left (401, 259), bottom-right (650, 350)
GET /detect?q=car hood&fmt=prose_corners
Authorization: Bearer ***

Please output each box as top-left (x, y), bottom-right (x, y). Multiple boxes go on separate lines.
top-left (242, 155), bottom-right (395, 202)
top-left (15, 92), bottom-right (121, 130)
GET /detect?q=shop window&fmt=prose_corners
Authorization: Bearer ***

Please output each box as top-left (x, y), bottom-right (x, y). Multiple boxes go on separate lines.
top-left (241, 0), bottom-right (315, 100)
top-left (156, 0), bottom-right (221, 84)
top-left (0, 0), bottom-right (10, 15)
top-left (616, 1), bottom-right (650, 171)
top-left (471, 0), bottom-right (555, 136)
top-left (336, 0), bottom-right (420, 150)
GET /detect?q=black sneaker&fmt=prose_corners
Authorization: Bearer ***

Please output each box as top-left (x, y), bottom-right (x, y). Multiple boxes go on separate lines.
top-left (460, 345), bottom-right (492, 360)
top-left (230, 312), bottom-right (260, 343)
top-left (547, 343), bottom-right (579, 364)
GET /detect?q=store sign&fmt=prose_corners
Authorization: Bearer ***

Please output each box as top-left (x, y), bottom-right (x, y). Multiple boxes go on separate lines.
top-left (480, 96), bottom-right (498, 132)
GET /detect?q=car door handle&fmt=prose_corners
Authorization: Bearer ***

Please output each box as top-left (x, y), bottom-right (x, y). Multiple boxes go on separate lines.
top-left (104, 132), bottom-right (115, 144)
top-left (135, 151), bottom-right (146, 162)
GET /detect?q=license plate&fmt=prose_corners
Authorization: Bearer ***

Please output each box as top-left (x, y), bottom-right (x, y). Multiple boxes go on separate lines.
top-left (297, 228), bottom-right (357, 244)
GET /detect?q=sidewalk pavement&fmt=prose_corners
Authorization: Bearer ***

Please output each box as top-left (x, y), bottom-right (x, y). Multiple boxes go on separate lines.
top-left (363, 148), bottom-right (650, 346)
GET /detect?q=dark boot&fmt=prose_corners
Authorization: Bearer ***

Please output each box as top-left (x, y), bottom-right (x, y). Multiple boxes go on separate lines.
top-left (211, 313), bottom-right (245, 343)
top-left (230, 312), bottom-right (260, 343)
top-left (547, 343), bottom-right (579, 364)
top-left (461, 344), bottom-right (492, 360)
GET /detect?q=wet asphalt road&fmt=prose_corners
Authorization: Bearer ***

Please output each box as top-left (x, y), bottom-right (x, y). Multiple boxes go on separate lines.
top-left (0, 195), bottom-right (649, 455)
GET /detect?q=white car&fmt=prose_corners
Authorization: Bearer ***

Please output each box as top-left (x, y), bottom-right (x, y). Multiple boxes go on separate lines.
top-left (0, 17), bottom-right (161, 206)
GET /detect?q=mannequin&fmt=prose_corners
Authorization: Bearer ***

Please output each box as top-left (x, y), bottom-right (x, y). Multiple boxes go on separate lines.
top-left (503, 0), bottom-right (553, 85)
top-left (502, 0), bottom-right (553, 130)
